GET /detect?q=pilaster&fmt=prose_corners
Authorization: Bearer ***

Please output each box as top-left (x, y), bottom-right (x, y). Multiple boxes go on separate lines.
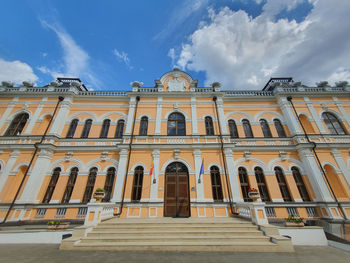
top-left (333, 97), bottom-right (350, 127)
top-left (0, 150), bottom-right (20, 198)
top-left (278, 96), bottom-right (302, 136)
top-left (304, 97), bottom-right (327, 134)
top-left (217, 97), bottom-right (228, 135)
top-left (331, 149), bottom-right (350, 187)
top-left (149, 149), bottom-right (160, 201)
top-left (111, 149), bottom-right (129, 202)
top-left (191, 97), bottom-right (199, 135)
top-left (0, 98), bottom-right (17, 134)
top-left (193, 149), bottom-right (204, 202)
top-left (48, 96), bottom-right (72, 137)
top-left (125, 97), bottom-right (136, 135)
top-left (23, 98), bottom-right (47, 135)
top-left (224, 148), bottom-right (243, 202)
top-left (154, 97), bottom-right (162, 135)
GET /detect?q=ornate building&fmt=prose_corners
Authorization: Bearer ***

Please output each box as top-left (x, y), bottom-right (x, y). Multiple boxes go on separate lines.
top-left (0, 68), bottom-right (349, 229)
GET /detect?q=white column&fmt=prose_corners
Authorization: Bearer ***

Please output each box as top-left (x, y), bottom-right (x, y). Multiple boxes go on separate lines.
top-left (149, 149), bottom-right (160, 201)
top-left (304, 97), bottom-right (327, 134)
top-left (297, 148), bottom-right (333, 202)
top-left (0, 150), bottom-right (20, 198)
top-left (111, 149), bottom-right (129, 202)
top-left (23, 98), bottom-right (47, 135)
top-left (224, 148), bottom-right (243, 202)
top-left (278, 97), bottom-right (302, 135)
top-left (48, 97), bottom-right (72, 137)
top-left (191, 97), bottom-right (199, 135)
top-left (217, 97), bottom-right (228, 135)
top-left (333, 97), bottom-right (350, 127)
top-left (124, 97), bottom-right (136, 135)
top-left (18, 149), bottom-right (53, 203)
top-left (154, 97), bottom-right (162, 135)
top-left (0, 99), bottom-right (17, 134)
top-left (331, 149), bottom-right (350, 187)
top-left (193, 149), bottom-right (204, 202)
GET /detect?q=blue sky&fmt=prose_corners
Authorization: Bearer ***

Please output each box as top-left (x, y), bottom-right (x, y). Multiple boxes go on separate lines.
top-left (0, 0), bottom-right (349, 91)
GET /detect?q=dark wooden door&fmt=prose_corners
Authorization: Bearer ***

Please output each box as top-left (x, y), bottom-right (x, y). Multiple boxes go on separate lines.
top-left (164, 162), bottom-right (190, 217)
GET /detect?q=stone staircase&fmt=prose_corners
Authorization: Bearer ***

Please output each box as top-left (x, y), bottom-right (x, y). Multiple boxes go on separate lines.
top-left (60, 217), bottom-right (293, 252)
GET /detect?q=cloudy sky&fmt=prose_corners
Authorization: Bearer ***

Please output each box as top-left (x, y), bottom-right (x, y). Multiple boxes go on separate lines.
top-left (0, 0), bottom-right (350, 90)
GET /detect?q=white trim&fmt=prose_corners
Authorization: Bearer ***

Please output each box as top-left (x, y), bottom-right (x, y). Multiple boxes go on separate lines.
top-left (268, 157), bottom-right (304, 173)
top-left (207, 163), bottom-right (223, 173)
top-left (68, 111), bottom-right (98, 122)
top-left (319, 109), bottom-right (344, 122)
top-left (234, 158), bottom-right (268, 172)
top-left (254, 111), bottom-right (285, 122)
top-left (98, 111), bottom-right (128, 122)
top-left (164, 109), bottom-right (189, 120)
top-left (49, 158), bottom-right (83, 173)
top-left (160, 158), bottom-right (193, 173)
top-left (130, 163), bottom-right (147, 172)
top-left (322, 162), bottom-right (341, 173)
top-left (11, 162), bottom-right (30, 174)
top-left (225, 111), bottom-right (253, 122)
top-left (38, 112), bottom-right (53, 122)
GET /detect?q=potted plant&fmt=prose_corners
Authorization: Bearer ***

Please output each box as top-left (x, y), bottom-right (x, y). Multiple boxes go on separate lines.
top-left (248, 188), bottom-right (260, 201)
top-left (47, 220), bottom-right (70, 230)
top-left (93, 188), bottom-right (106, 202)
top-left (284, 215), bottom-right (304, 227)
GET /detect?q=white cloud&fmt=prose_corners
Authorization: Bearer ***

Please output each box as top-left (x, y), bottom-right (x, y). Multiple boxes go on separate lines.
top-left (0, 58), bottom-right (38, 85)
top-left (113, 49), bottom-right (132, 69)
top-left (39, 20), bottom-right (101, 89)
top-left (167, 48), bottom-right (176, 66)
top-left (175, 0), bottom-right (350, 89)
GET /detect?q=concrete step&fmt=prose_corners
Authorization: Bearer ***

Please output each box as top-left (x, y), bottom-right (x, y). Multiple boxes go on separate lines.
top-left (94, 226), bottom-right (258, 232)
top-left (99, 222), bottom-right (253, 227)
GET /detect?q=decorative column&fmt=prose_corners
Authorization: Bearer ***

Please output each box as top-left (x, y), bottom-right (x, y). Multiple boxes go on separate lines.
top-left (18, 149), bottom-right (54, 203)
top-left (111, 148), bottom-right (129, 202)
top-left (297, 148), bottom-right (333, 202)
top-left (304, 97), bottom-right (327, 134)
top-left (224, 148), bottom-right (243, 202)
top-left (48, 96), bottom-right (72, 137)
top-left (149, 149), bottom-right (160, 201)
top-left (23, 98), bottom-right (47, 135)
top-left (217, 97), bottom-right (228, 135)
top-left (193, 149), bottom-right (204, 202)
top-left (0, 98), bottom-right (17, 134)
top-left (154, 97), bottom-right (162, 135)
top-left (333, 97), bottom-right (350, 127)
top-left (191, 97), bottom-right (199, 135)
top-left (0, 150), bottom-right (20, 198)
top-left (124, 97), bottom-right (137, 135)
top-left (331, 149), bottom-right (350, 186)
top-left (277, 96), bottom-right (302, 135)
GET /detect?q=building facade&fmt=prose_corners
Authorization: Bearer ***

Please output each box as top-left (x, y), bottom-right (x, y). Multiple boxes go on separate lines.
top-left (0, 68), bottom-right (350, 224)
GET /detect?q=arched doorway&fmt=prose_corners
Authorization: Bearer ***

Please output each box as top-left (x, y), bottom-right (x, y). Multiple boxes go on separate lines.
top-left (164, 162), bottom-right (190, 217)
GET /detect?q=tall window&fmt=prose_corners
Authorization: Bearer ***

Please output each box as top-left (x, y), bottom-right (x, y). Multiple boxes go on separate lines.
top-left (228, 119), bottom-right (239, 138)
top-left (205, 116), bottom-right (214, 135)
top-left (82, 167), bottom-right (97, 203)
top-left (115, 120), bottom-right (125, 138)
top-left (103, 167), bottom-right (116, 202)
top-left (274, 119), bottom-right (286, 138)
top-left (81, 119), bottom-right (92, 138)
top-left (100, 119), bottom-right (110, 138)
top-left (210, 166), bottom-right (223, 202)
top-left (254, 167), bottom-right (270, 202)
top-left (322, 112), bottom-right (347, 135)
top-left (242, 119), bottom-right (253, 138)
top-left (291, 167), bottom-right (310, 201)
top-left (238, 167), bottom-right (252, 202)
top-left (168, 112), bottom-right (186, 136)
top-left (260, 119), bottom-right (272, 138)
top-left (5, 113), bottom-right (29, 136)
top-left (66, 119), bottom-right (78, 138)
top-left (42, 167), bottom-right (61, 203)
top-left (139, 117), bottom-right (148, 136)
top-left (61, 167), bottom-right (78, 203)
top-left (131, 166), bottom-right (144, 202)
top-left (274, 167), bottom-right (292, 202)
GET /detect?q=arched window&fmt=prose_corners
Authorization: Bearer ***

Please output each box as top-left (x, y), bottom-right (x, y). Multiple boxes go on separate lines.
top-left (66, 119), bottom-right (78, 138)
top-left (5, 113), bottom-right (29, 136)
top-left (274, 119), bottom-right (286, 138)
top-left (168, 112), bottom-right (186, 136)
top-left (260, 119), bottom-right (272, 138)
top-left (322, 112), bottom-right (347, 135)
top-left (254, 167), bottom-right (270, 202)
top-left (238, 167), bottom-right (252, 202)
top-left (139, 117), bottom-right (148, 136)
top-left (291, 167), bottom-right (310, 201)
top-left (228, 119), bottom-right (239, 138)
top-left (274, 167), bottom-right (292, 202)
top-left (210, 166), bottom-right (223, 202)
top-left (103, 167), bottom-right (116, 202)
top-left (242, 119), bottom-right (253, 138)
top-left (81, 119), bottom-right (92, 138)
top-left (61, 167), bottom-right (78, 203)
top-left (82, 167), bottom-right (97, 203)
top-left (205, 116), bottom-right (214, 135)
top-left (131, 166), bottom-right (144, 202)
top-left (100, 119), bottom-right (110, 138)
top-left (115, 120), bottom-right (125, 138)
top-left (42, 167), bottom-right (61, 203)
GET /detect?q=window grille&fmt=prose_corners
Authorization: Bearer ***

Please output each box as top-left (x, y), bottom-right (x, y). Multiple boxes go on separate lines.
top-left (55, 208), bottom-right (67, 218)
top-left (265, 207), bottom-right (276, 217)
top-left (35, 208), bottom-right (47, 218)
top-left (306, 207), bottom-right (318, 217)
top-left (77, 207), bottom-right (88, 218)
top-left (287, 207), bottom-right (299, 217)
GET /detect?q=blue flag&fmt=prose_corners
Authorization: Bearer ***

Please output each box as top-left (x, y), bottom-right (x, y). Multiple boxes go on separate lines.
top-left (198, 159), bottom-right (204, 183)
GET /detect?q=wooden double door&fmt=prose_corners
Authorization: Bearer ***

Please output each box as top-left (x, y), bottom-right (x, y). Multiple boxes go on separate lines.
top-left (164, 162), bottom-right (190, 217)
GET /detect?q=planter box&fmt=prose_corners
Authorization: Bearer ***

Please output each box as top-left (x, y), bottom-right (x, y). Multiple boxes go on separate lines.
top-left (93, 192), bottom-right (105, 202)
top-left (284, 221), bottom-right (305, 227)
top-left (48, 222), bottom-right (70, 230)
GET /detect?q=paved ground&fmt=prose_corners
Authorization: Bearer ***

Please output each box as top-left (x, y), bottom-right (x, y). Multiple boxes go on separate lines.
top-left (0, 245), bottom-right (349, 263)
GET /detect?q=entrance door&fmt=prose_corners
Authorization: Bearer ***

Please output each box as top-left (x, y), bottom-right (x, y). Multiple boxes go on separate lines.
top-left (164, 162), bottom-right (190, 217)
